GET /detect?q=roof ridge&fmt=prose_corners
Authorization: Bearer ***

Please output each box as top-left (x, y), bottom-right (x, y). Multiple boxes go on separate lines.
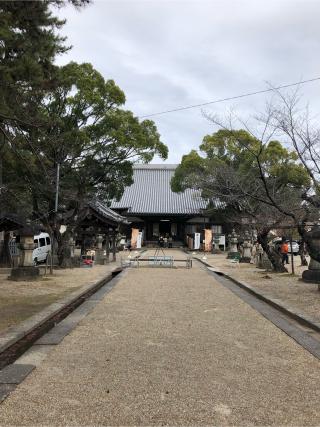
top-left (133, 164), bottom-right (178, 170)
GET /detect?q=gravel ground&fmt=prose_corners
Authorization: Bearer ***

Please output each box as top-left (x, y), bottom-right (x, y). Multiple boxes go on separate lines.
top-left (194, 253), bottom-right (320, 324)
top-left (1, 250), bottom-right (320, 425)
top-left (0, 261), bottom-right (120, 333)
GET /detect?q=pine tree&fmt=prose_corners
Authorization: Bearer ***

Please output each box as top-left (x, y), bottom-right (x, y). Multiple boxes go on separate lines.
top-left (0, 1), bottom-right (71, 125)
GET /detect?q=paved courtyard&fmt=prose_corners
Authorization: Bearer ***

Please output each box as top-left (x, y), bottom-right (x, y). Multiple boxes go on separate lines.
top-left (1, 250), bottom-right (320, 425)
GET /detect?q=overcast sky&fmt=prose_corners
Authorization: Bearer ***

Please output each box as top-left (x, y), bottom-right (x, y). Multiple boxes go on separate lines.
top-left (56, 0), bottom-right (320, 163)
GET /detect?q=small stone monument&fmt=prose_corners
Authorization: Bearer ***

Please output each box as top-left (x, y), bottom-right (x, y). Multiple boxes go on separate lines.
top-left (227, 229), bottom-right (240, 260)
top-left (68, 236), bottom-right (76, 266)
top-left (10, 220), bottom-right (39, 281)
top-left (212, 234), bottom-right (221, 254)
top-left (302, 226), bottom-right (320, 285)
top-left (240, 231), bottom-right (253, 263)
top-left (256, 244), bottom-right (264, 268)
top-left (260, 251), bottom-right (273, 271)
top-left (95, 234), bottom-right (106, 265)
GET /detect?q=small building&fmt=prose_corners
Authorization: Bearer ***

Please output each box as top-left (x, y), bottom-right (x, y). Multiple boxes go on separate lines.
top-left (111, 164), bottom-right (224, 248)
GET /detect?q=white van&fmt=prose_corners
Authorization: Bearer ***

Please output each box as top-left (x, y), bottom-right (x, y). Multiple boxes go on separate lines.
top-left (33, 232), bottom-right (51, 264)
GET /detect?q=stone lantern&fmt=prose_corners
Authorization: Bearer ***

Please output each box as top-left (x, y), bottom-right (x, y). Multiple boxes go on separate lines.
top-left (95, 234), bottom-right (106, 265)
top-left (302, 226), bottom-right (320, 285)
top-left (227, 229), bottom-right (240, 260)
top-left (240, 230), bottom-right (253, 263)
top-left (212, 234), bottom-right (221, 254)
top-left (10, 220), bottom-right (39, 281)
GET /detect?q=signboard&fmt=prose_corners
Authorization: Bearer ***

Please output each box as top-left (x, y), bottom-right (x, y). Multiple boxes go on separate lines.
top-left (131, 228), bottom-right (139, 249)
top-left (194, 233), bottom-right (200, 250)
top-left (219, 235), bottom-right (226, 251)
top-left (205, 229), bottom-right (212, 252)
top-left (137, 232), bottom-right (142, 249)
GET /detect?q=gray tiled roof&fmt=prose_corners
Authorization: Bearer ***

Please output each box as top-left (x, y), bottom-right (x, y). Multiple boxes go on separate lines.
top-left (110, 164), bottom-right (208, 215)
top-left (88, 201), bottom-right (129, 224)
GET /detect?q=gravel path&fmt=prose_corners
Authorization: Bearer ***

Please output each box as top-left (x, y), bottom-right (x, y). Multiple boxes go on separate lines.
top-left (1, 251), bottom-right (320, 426)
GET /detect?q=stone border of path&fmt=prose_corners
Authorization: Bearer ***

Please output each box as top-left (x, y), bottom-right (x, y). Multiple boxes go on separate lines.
top-left (195, 256), bottom-right (320, 334)
top-left (0, 269), bottom-right (127, 403)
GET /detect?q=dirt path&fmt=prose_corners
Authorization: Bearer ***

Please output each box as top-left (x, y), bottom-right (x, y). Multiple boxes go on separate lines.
top-left (1, 255), bottom-right (320, 425)
top-left (0, 262), bottom-right (120, 333)
top-left (194, 252), bottom-right (320, 324)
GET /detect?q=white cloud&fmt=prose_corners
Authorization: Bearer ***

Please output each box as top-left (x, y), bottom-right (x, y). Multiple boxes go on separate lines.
top-left (56, 0), bottom-right (320, 163)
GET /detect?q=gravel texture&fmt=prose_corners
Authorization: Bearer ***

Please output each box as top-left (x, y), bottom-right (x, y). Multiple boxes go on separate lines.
top-left (195, 253), bottom-right (320, 324)
top-left (1, 249), bottom-right (320, 425)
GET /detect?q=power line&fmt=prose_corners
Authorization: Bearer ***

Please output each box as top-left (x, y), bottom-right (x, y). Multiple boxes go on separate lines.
top-left (138, 77), bottom-right (320, 119)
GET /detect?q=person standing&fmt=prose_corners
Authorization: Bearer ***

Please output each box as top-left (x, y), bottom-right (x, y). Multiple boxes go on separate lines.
top-left (280, 240), bottom-right (289, 265)
top-left (158, 236), bottom-right (164, 247)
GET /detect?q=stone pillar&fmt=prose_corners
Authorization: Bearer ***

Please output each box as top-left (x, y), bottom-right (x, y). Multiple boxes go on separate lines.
top-left (302, 227), bottom-right (320, 285)
top-left (260, 252), bottom-right (273, 270)
top-left (10, 220), bottom-right (39, 281)
top-left (227, 229), bottom-right (240, 259)
top-left (240, 231), bottom-right (253, 263)
top-left (105, 233), bottom-right (110, 263)
top-left (256, 245), bottom-right (264, 268)
top-left (95, 234), bottom-right (105, 265)
top-left (112, 231), bottom-right (116, 262)
top-left (68, 236), bottom-right (75, 266)
top-left (69, 236), bottom-right (75, 259)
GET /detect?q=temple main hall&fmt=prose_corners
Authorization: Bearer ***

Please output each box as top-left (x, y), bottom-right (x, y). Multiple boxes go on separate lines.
top-left (111, 164), bottom-right (224, 249)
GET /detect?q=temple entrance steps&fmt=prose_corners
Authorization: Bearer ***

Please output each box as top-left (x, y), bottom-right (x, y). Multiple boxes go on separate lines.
top-left (144, 240), bottom-right (184, 248)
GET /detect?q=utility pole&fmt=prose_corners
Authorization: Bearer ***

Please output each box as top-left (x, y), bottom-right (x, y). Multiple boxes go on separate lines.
top-left (0, 129), bottom-right (5, 216)
top-left (50, 163), bottom-right (60, 273)
top-left (55, 163), bottom-right (60, 213)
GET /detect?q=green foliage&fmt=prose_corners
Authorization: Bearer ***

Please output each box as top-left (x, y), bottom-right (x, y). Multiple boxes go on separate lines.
top-left (171, 129), bottom-right (311, 230)
top-left (200, 129), bottom-right (260, 167)
top-left (0, 1), bottom-right (168, 266)
top-left (0, 1), bottom-right (69, 124)
top-left (5, 61), bottom-right (167, 224)
top-left (171, 150), bottom-right (204, 192)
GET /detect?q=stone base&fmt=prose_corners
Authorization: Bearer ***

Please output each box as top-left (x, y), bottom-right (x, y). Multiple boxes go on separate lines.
top-left (258, 260), bottom-right (274, 270)
top-left (212, 249), bottom-right (222, 254)
top-left (302, 269), bottom-right (320, 284)
top-left (240, 257), bottom-right (251, 263)
top-left (10, 266), bottom-right (40, 281)
top-left (227, 252), bottom-right (240, 260)
top-left (96, 258), bottom-right (108, 265)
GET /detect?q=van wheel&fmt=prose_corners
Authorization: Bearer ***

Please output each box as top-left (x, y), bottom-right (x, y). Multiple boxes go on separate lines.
top-left (33, 258), bottom-right (38, 266)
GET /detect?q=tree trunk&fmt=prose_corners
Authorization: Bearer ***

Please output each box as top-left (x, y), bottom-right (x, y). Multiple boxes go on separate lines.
top-left (55, 228), bottom-right (72, 268)
top-left (257, 229), bottom-right (287, 273)
top-left (298, 225), bottom-right (320, 264)
top-left (0, 231), bottom-right (11, 267)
